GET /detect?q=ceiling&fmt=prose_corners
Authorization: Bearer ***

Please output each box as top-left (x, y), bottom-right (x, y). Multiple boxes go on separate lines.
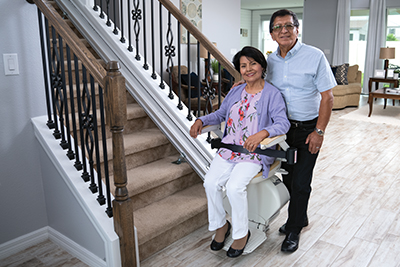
top-left (241, 0), bottom-right (304, 10)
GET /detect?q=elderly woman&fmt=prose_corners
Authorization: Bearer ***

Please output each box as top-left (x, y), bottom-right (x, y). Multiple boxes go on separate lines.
top-left (190, 46), bottom-right (290, 257)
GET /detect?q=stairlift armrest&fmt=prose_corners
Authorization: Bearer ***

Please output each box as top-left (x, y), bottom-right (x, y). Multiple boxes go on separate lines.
top-left (260, 134), bottom-right (289, 150)
top-left (201, 124), bottom-right (223, 139)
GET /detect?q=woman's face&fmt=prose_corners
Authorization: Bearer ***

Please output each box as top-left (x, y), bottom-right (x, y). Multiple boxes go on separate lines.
top-left (239, 56), bottom-right (264, 83)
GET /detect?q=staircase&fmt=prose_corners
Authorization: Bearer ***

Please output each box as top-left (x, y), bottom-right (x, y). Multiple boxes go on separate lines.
top-left (50, 1), bottom-right (208, 261)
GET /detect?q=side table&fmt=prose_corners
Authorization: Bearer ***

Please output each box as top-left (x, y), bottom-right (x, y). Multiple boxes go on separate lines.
top-left (368, 77), bottom-right (399, 93)
top-left (368, 88), bottom-right (400, 117)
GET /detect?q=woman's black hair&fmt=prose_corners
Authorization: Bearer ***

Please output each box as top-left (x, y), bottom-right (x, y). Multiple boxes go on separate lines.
top-left (269, 9), bottom-right (300, 33)
top-left (232, 46), bottom-right (267, 79)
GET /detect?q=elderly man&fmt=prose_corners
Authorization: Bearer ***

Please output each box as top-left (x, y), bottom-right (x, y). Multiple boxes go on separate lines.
top-left (266, 9), bottom-right (336, 253)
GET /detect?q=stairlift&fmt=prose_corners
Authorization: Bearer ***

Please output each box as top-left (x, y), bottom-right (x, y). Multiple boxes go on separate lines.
top-left (201, 125), bottom-right (295, 254)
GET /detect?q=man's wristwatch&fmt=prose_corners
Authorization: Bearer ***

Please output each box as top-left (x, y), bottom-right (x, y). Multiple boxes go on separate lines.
top-left (315, 127), bottom-right (324, 136)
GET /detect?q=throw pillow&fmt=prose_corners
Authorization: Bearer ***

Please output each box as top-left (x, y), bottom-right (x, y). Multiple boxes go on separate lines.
top-left (333, 63), bottom-right (349, 85)
top-left (347, 64), bottom-right (359, 84)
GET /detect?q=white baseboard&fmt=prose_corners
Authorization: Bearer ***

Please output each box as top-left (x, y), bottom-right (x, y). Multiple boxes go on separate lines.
top-left (0, 227), bottom-right (106, 267)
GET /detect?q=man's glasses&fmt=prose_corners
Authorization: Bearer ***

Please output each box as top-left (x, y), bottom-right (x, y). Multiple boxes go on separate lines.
top-left (272, 24), bottom-right (297, 33)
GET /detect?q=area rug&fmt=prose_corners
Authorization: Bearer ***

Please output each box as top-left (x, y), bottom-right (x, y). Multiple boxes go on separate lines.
top-left (340, 104), bottom-right (400, 126)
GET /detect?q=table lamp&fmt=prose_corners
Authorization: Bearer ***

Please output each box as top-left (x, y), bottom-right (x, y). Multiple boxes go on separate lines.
top-left (379, 47), bottom-right (395, 78)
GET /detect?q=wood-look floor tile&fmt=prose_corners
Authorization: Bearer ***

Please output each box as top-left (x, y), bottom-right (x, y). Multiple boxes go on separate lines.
top-left (330, 237), bottom-right (378, 267)
top-left (315, 191), bottom-right (358, 219)
top-left (300, 214), bottom-right (336, 251)
top-left (368, 234), bottom-right (400, 267)
top-left (319, 211), bottom-right (368, 248)
top-left (292, 240), bottom-right (342, 267)
top-left (355, 208), bottom-right (397, 244)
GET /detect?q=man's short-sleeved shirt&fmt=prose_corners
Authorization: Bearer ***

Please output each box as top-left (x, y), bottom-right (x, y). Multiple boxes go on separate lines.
top-left (266, 41), bottom-right (337, 121)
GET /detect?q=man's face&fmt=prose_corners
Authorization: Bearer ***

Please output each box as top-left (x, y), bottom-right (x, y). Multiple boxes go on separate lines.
top-left (270, 15), bottom-right (299, 50)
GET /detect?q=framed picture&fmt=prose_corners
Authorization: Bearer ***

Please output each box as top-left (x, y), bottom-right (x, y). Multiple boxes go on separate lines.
top-left (180, 0), bottom-right (202, 44)
top-left (386, 69), bottom-right (394, 78)
top-left (374, 69), bottom-right (385, 78)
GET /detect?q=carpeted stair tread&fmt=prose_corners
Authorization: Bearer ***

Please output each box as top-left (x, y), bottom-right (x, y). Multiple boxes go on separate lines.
top-left (126, 103), bottom-right (147, 120)
top-left (122, 155), bottom-right (194, 196)
top-left (134, 183), bottom-right (207, 244)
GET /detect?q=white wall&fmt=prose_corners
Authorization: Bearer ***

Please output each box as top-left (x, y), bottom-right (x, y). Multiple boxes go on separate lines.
top-left (240, 9), bottom-right (252, 48)
top-left (0, 0), bottom-right (48, 243)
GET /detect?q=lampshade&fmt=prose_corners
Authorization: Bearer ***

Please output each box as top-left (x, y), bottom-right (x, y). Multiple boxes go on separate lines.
top-left (379, 47), bottom-right (395, 60)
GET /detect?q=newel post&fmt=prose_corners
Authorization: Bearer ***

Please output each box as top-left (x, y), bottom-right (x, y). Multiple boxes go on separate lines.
top-left (104, 61), bottom-right (137, 267)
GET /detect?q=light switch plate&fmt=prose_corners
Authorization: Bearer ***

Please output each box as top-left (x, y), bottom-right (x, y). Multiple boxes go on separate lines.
top-left (3, 53), bottom-right (19, 76)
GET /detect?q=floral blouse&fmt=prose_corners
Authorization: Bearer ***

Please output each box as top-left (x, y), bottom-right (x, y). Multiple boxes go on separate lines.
top-left (218, 88), bottom-right (262, 164)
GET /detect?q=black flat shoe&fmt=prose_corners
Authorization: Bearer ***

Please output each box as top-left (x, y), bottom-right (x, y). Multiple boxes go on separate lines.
top-left (210, 221), bottom-right (231, 251)
top-left (226, 231), bottom-right (251, 258)
top-left (279, 217), bottom-right (309, 235)
top-left (281, 232), bottom-right (300, 253)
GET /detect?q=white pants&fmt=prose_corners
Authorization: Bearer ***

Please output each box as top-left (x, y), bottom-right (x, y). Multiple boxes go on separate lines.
top-left (204, 155), bottom-right (262, 240)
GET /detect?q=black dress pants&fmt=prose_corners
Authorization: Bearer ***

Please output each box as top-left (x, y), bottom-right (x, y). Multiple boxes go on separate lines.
top-left (281, 118), bottom-right (319, 235)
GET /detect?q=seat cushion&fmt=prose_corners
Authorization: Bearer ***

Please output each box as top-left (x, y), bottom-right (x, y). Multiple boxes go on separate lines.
top-left (332, 83), bottom-right (362, 96)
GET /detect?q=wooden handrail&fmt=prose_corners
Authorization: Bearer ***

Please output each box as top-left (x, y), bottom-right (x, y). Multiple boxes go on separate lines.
top-left (34, 0), bottom-right (107, 87)
top-left (158, 0), bottom-right (241, 82)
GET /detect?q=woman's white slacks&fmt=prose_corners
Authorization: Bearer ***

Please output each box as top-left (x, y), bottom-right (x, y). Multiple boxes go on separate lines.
top-left (203, 155), bottom-right (262, 240)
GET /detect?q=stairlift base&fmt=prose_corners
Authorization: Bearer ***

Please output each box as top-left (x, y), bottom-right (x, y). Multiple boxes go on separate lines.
top-left (211, 220), bottom-right (268, 255)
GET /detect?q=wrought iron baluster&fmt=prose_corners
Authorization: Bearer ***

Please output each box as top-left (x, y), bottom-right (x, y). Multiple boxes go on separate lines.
top-left (127, 0), bottom-right (133, 52)
top-left (70, 53), bottom-right (82, 171)
top-left (105, 0), bottom-right (111, 26)
top-left (37, 9), bottom-right (54, 129)
top-left (90, 75), bottom-right (105, 204)
top-left (197, 42), bottom-right (201, 117)
top-left (132, 0), bottom-right (141, 60)
top-left (113, 0), bottom-right (118, 34)
top-left (150, 0), bottom-right (156, 79)
top-left (81, 65), bottom-right (98, 193)
top-left (98, 83), bottom-right (112, 216)
top-left (177, 21), bottom-right (183, 110)
top-left (119, 0), bottom-right (125, 42)
top-left (93, 0), bottom-right (98, 12)
top-left (165, 12), bottom-right (175, 99)
top-left (46, 21), bottom-right (60, 138)
top-left (142, 0), bottom-right (148, 69)
top-left (159, 2), bottom-right (165, 89)
top-left (76, 59), bottom-right (90, 182)
top-left (99, 0), bottom-right (105, 19)
top-left (56, 33), bottom-right (68, 149)
top-left (186, 30), bottom-right (192, 121)
top-left (63, 44), bottom-right (74, 159)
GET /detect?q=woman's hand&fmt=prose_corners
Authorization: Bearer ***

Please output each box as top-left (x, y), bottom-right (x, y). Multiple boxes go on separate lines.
top-left (243, 130), bottom-right (269, 152)
top-left (231, 79), bottom-right (245, 89)
top-left (190, 119), bottom-right (203, 138)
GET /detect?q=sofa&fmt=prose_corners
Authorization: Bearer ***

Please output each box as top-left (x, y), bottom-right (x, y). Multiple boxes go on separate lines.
top-left (331, 64), bottom-right (362, 109)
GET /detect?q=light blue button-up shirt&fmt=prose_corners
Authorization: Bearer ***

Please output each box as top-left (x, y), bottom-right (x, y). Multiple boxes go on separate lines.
top-left (266, 41), bottom-right (337, 121)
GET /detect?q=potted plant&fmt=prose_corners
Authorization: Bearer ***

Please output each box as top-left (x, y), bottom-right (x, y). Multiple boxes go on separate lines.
top-left (211, 59), bottom-right (223, 82)
top-left (389, 63), bottom-right (400, 79)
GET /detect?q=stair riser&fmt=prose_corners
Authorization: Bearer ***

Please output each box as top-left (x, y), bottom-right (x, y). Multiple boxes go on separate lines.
top-left (130, 172), bottom-right (202, 212)
top-left (138, 211), bottom-right (208, 261)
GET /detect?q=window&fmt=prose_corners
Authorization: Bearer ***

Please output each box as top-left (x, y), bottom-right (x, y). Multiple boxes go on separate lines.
top-left (386, 8), bottom-right (400, 66)
top-left (349, 9), bottom-right (369, 83)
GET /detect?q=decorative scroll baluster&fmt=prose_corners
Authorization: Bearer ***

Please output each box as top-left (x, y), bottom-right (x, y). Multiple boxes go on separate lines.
top-left (131, 0), bottom-right (141, 60)
top-left (63, 44), bottom-right (74, 159)
top-left (37, 10), bottom-right (54, 129)
top-left (90, 75), bottom-right (105, 204)
top-left (119, 0), bottom-right (125, 42)
top-left (127, 0), bottom-right (133, 52)
top-left (51, 28), bottom-right (66, 144)
top-left (165, 12), bottom-right (175, 99)
top-left (66, 49), bottom-right (82, 171)
top-left (150, 0), bottom-right (156, 79)
top-left (46, 22), bottom-right (60, 138)
top-left (159, 2), bottom-right (165, 89)
top-left (142, 0), bottom-right (148, 70)
top-left (81, 65), bottom-right (98, 193)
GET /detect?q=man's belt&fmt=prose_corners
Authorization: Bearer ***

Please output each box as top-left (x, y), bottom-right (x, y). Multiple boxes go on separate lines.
top-left (210, 138), bottom-right (297, 165)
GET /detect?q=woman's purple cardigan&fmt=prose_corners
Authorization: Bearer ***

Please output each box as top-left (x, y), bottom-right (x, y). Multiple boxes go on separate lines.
top-left (199, 82), bottom-right (290, 178)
